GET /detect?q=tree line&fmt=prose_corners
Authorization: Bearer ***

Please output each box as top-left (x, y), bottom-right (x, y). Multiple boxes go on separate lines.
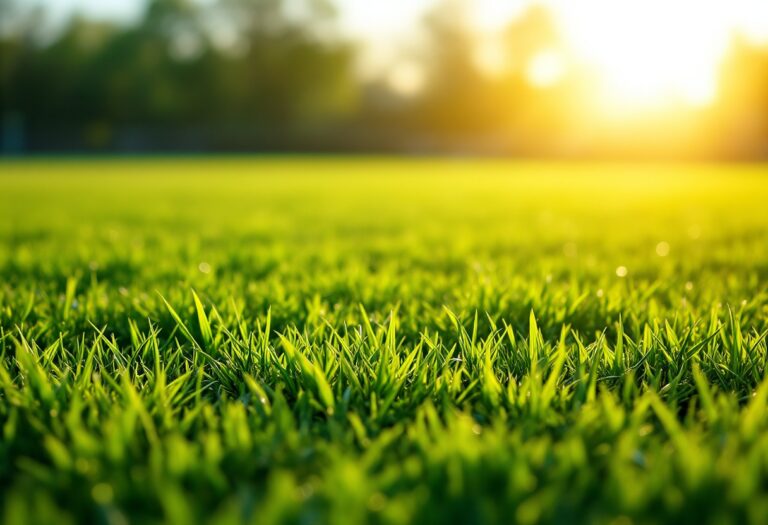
top-left (1, 0), bottom-right (767, 158)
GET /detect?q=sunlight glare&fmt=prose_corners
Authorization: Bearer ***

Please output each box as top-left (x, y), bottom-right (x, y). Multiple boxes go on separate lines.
top-left (473, 0), bottom-right (531, 32)
top-left (732, 0), bottom-right (768, 45)
top-left (387, 61), bottom-right (427, 96)
top-left (547, 0), bottom-right (729, 108)
top-left (526, 50), bottom-right (565, 88)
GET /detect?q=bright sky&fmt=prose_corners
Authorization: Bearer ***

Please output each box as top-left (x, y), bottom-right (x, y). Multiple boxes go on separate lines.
top-left (340, 0), bottom-right (768, 108)
top-left (551, 0), bottom-right (768, 108)
top-left (28, 0), bottom-right (145, 24)
top-left (23, 0), bottom-right (768, 108)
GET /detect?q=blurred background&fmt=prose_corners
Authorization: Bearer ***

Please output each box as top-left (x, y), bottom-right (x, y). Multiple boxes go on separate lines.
top-left (1, 0), bottom-right (767, 159)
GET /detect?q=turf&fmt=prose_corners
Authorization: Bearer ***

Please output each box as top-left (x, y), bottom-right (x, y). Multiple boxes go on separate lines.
top-left (1, 158), bottom-right (768, 525)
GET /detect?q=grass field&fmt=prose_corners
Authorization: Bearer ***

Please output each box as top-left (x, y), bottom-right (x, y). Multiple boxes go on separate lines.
top-left (1, 158), bottom-right (768, 525)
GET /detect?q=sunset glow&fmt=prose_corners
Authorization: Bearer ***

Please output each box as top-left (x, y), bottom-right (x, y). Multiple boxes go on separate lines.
top-left (347, 0), bottom-right (768, 110)
top-left (548, 0), bottom-right (732, 108)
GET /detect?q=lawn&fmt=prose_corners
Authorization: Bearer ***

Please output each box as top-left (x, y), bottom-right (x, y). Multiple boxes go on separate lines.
top-left (1, 158), bottom-right (768, 524)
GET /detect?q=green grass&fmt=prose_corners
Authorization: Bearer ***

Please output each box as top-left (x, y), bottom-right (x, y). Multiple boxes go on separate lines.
top-left (1, 158), bottom-right (768, 525)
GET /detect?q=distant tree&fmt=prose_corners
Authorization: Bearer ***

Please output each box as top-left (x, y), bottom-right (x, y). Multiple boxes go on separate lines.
top-left (412, 0), bottom-right (496, 134)
top-left (0, 0), bottom-right (356, 150)
top-left (406, 2), bottom-right (576, 151)
top-left (715, 37), bottom-right (768, 157)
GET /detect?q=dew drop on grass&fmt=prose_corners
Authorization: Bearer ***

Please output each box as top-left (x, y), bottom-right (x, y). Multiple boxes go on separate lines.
top-left (655, 241), bottom-right (670, 257)
top-left (638, 424), bottom-right (653, 437)
top-left (298, 484), bottom-right (314, 500)
top-left (92, 483), bottom-right (114, 504)
top-left (368, 492), bottom-right (386, 512)
top-left (75, 458), bottom-right (90, 474)
top-left (616, 266), bottom-right (628, 277)
top-left (198, 262), bottom-right (212, 274)
top-left (688, 225), bottom-right (702, 239)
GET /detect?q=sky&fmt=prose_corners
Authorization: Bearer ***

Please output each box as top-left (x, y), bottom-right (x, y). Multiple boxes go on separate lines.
top-left (23, 0), bottom-right (439, 71)
top-left (26, 0), bottom-right (441, 33)
top-left (25, 0), bottom-right (768, 52)
top-left (27, 0), bottom-right (145, 25)
top-left (22, 0), bottom-right (530, 41)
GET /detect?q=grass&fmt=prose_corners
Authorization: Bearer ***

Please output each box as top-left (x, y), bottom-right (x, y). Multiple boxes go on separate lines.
top-left (1, 157), bottom-right (768, 525)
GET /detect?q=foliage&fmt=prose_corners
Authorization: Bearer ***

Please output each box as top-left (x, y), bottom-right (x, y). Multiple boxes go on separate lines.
top-left (0, 0), bottom-right (356, 150)
top-left (2, 0), bottom-right (768, 156)
top-left (1, 158), bottom-right (768, 524)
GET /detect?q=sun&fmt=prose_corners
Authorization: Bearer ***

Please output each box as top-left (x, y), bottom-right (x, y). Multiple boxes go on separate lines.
top-left (469, 0), bottom-right (768, 111)
top-left (549, 0), bottom-right (731, 109)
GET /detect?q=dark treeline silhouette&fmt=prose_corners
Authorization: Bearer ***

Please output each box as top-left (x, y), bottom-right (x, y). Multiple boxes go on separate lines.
top-left (1, 0), bottom-right (767, 158)
top-left (1, 0), bottom-right (357, 151)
